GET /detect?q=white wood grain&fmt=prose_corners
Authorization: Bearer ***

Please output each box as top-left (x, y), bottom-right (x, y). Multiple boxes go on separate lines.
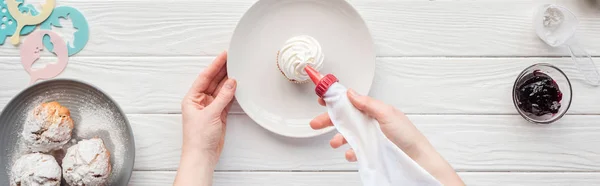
top-left (129, 114), bottom-right (600, 171)
top-left (128, 171), bottom-right (600, 186)
top-left (372, 57), bottom-right (600, 114)
top-left (2, 57), bottom-right (598, 114)
top-left (2, 0), bottom-right (600, 56)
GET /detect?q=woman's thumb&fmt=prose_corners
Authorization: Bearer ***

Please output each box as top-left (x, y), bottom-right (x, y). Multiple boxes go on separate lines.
top-left (347, 89), bottom-right (393, 121)
top-left (210, 79), bottom-right (237, 111)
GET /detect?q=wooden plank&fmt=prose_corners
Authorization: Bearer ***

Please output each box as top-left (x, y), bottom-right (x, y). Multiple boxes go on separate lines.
top-left (128, 171), bottom-right (600, 186)
top-left (2, 0), bottom-right (600, 56)
top-left (2, 57), bottom-right (599, 114)
top-left (372, 57), bottom-right (600, 114)
top-left (0, 57), bottom-right (212, 114)
top-left (129, 114), bottom-right (600, 171)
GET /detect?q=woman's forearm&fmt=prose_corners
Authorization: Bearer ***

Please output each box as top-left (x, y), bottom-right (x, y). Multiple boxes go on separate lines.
top-left (407, 136), bottom-right (465, 186)
top-left (173, 148), bottom-right (217, 186)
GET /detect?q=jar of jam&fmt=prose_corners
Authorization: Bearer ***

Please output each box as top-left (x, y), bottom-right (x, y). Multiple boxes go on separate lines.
top-left (513, 63), bottom-right (572, 124)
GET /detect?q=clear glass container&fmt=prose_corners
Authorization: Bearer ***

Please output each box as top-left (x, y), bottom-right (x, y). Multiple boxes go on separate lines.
top-left (513, 63), bottom-right (572, 124)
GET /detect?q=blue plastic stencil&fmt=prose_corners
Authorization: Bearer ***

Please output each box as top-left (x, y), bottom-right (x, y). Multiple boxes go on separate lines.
top-left (0, 0), bottom-right (39, 45)
top-left (40, 6), bottom-right (88, 56)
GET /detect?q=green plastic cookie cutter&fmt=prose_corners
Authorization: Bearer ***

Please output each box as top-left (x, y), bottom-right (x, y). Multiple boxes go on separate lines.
top-left (40, 6), bottom-right (88, 56)
top-left (0, 0), bottom-right (39, 45)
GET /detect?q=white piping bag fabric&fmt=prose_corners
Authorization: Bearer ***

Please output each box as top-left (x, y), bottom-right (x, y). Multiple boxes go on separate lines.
top-left (323, 83), bottom-right (442, 186)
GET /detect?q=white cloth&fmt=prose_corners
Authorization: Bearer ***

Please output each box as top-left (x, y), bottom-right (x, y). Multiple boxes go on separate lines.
top-left (323, 83), bottom-right (442, 186)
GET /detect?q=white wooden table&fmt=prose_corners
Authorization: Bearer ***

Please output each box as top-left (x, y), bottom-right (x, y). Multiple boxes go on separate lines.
top-left (2, 0), bottom-right (600, 185)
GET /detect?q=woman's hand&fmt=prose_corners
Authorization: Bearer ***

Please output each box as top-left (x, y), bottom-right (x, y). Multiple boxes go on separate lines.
top-left (174, 51), bottom-right (237, 186)
top-left (310, 89), bottom-right (427, 161)
top-left (310, 89), bottom-right (465, 186)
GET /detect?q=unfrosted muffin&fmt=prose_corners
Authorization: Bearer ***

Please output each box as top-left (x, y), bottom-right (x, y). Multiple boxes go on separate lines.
top-left (62, 138), bottom-right (112, 186)
top-left (22, 101), bottom-right (74, 152)
top-left (10, 153), bottom-right (62, 186)
top-left (277, 35), bottom-right (324, 83)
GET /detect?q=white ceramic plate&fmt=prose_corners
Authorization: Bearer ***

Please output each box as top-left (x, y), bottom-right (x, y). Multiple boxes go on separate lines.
top-left (228, 0), bottom-right (376, 138)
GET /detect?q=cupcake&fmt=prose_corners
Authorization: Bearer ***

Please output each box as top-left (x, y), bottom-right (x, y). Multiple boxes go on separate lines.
top-left (277, 35), bottom-right (325, 83)
top-left (62, 138), bottom-right (112, 186)
top-left (22, 101), bottom-right (74, 152)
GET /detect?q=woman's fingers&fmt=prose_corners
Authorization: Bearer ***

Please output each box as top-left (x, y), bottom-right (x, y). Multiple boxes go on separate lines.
top-left (345, 149), bottom-right (357, 162)
top-left (221, 98), bottom-right (235, 124)
top-left (208, 79), bottom-right (237, 112)
top-left (206, 67), bottom-right (228, 94)
top-left (188, 51), bottom-right (228, 94)
top-left (309, 112), bottom-right (333, 129)
top-left (347, 89), bottom-right (396, 123)
top-left (329, 133), bottom-right (347, 148)
top-left (318, 98), bottom-right (326, 106)
top-left (212, 76), bottom-right (230, 98)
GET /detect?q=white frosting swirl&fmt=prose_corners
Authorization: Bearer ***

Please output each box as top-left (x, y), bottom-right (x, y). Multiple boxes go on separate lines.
top-left (277, 35), bottom-right (324, 82)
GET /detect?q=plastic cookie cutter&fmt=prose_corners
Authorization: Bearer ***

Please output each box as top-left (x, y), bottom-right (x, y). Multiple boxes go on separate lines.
top-left (40, 6), bottom-right (89, 56)
top-left (534, 4), bottom-right (600, 86)
top-left (0, 0), bottom-right (39, 45)
top-left (20, 30), bottom-right (68, 85)
top-left (5, 0), bottom-right (55, 45)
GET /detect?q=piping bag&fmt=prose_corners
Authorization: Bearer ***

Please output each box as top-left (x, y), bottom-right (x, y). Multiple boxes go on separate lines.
top-left (305, 66), bottom-right (441, 186)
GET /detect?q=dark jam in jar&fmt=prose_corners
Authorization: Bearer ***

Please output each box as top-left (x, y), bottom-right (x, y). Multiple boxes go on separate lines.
top-left (516, 70), bottom-right (563, 116)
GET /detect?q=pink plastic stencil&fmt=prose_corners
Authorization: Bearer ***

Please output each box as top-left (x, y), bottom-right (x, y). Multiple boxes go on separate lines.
top-left (6, 0), bottom-right (55, 45)
top-left (20, 30), bottom-right (68, 84)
